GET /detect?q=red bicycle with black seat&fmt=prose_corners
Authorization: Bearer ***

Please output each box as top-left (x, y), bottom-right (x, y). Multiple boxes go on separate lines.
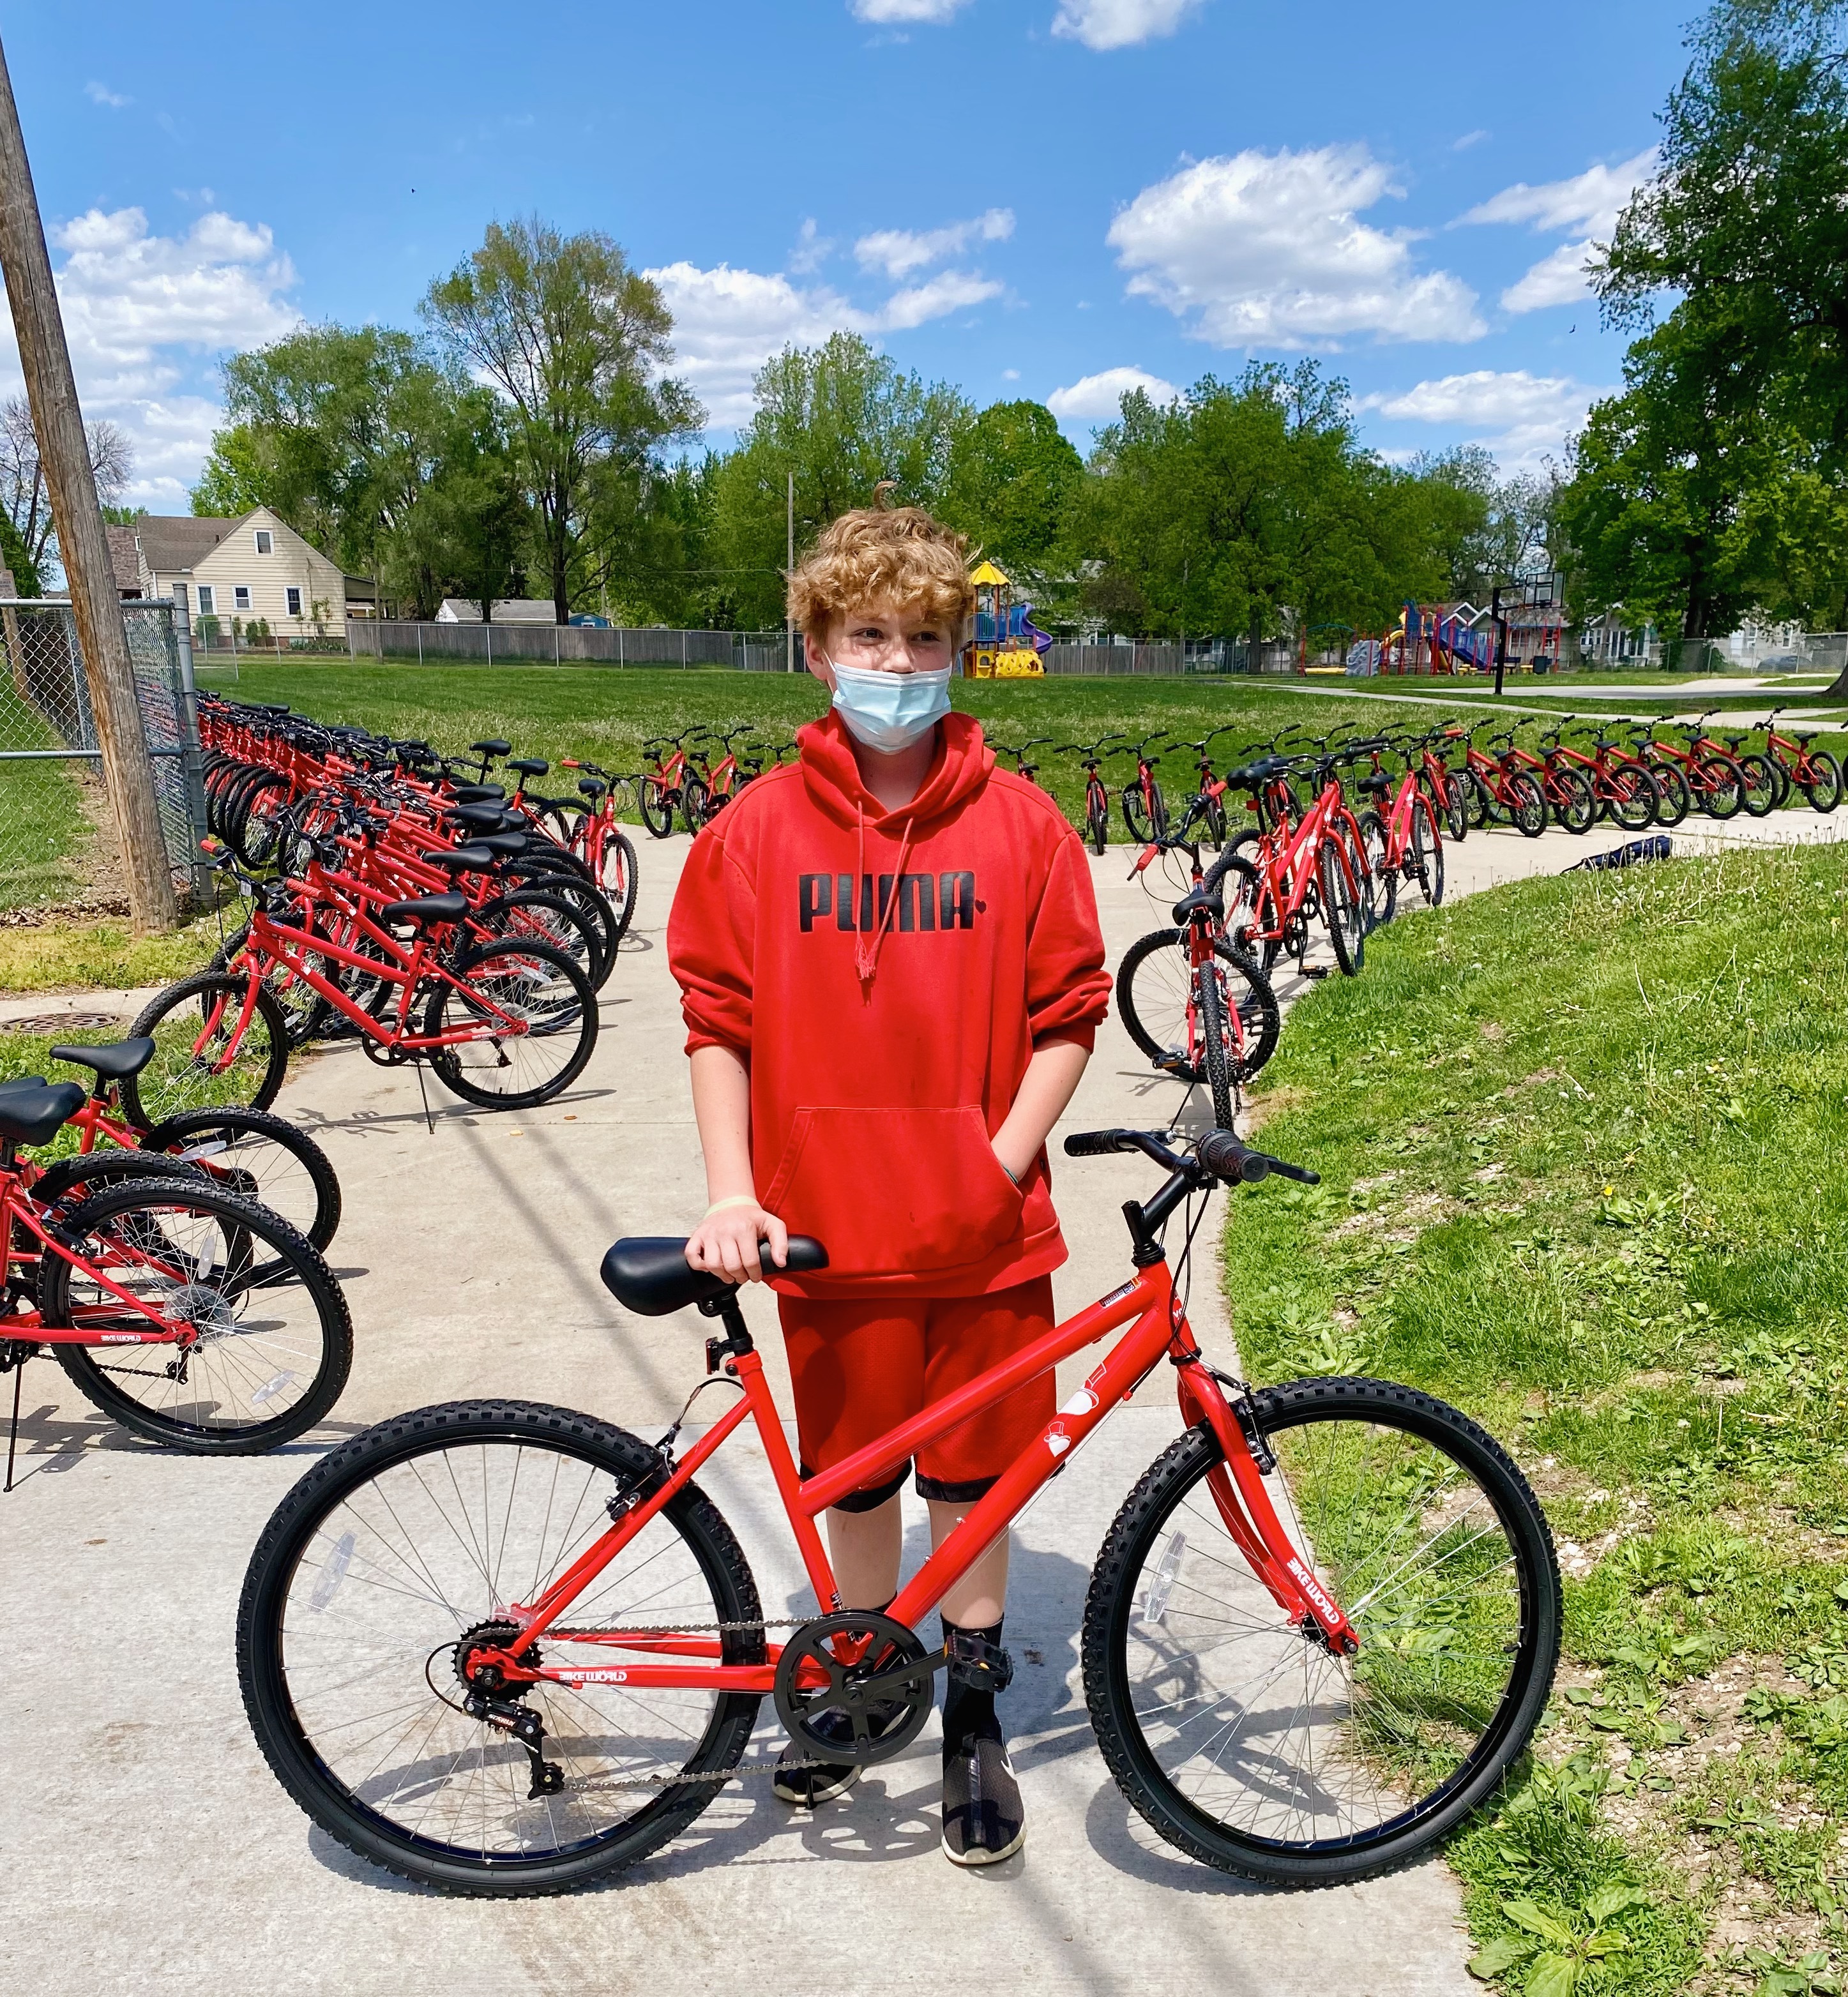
top-left (237, 1126), bottom-right (1559, 1897)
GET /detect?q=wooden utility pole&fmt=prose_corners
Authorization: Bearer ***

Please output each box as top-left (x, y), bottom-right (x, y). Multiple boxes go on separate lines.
top-left (785, 470), bottom-right (795, 673)
top-left (0, 33), bottom-right (175, 929)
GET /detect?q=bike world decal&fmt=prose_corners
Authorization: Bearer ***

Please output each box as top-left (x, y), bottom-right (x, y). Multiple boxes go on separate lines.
top-left (797, 871), bottom-right (978, 934)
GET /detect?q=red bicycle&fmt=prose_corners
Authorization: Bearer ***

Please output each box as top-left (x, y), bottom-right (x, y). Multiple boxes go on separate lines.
top-left (1116, 733), bottom-right (1170, 842)
top-left (0, 1076), bottom-right (351, 1460)
top-left (1351, 737), bottom-right (1444, 921)
top-left (1759, 707), bottom-right (1844, 813)
top-left (125, 845), bottom-right (599, 1126)
top-left (1216, 747), bottom-right (1374, 975)
top-left (1056, 734), bottom-right (1123, 854)
top-left (237, 1126), bottom-right (1559, 1894)
top-left (550, 759), bottom-right (641, 939)
top-left (637, 734), bottom-right (701, 840)
top-left (1451, 727), bottom-right (1547, 838)
top-left (1547, 723), bottom-right (1662, 831)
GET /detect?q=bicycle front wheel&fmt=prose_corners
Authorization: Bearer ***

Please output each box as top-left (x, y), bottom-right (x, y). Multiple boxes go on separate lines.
top-left (1083, 1377), bottom-right (1559, 1887)
top-left (237, 1401), bottom-right (764, 1895)
top-left (123, 972), bottom-right (291, 1126)
top-left (637, 779), bottom-right (677, 839)
top-left (423, 939), bottom-right (598, 1110)
top-left (1115, 928), bottom-right (1280, 1087)
top-left (139, 1106), bottom-right (341, 1251)
top-left (43, 1177), bottom-right (352, 1451)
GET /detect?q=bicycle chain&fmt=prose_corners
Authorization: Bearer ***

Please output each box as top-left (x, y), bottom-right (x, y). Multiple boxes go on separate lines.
top-left (546, 1616), bottom-right (891, 1790)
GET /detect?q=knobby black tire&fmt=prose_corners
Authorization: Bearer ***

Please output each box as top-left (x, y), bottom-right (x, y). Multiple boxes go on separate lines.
top-left (123, 972), bottom-right (291, 1127)
top-left (209, 923), bottom-right (332, 1049)
top-left (1356, 809), bottom-right (1393, 925)
top-left (1115, 927), bottom-right (1280, 1086)
top-left (1504, 768), bottom-right (1547, 838)
top-left (1734, 751), bottom-right (1778, 818)
top-left (423, 938), bottom-right (598, 1110)
top-left (596, 828), bottom-right (640, 940)
top-left (42, 1177), bottom-right (352, 1452)
top-left (1645, 759), bottom-right (1690, 828)
top-left (140, 1105), bottom-right (342, 1253)
top-left (236, 1400), bottom-right (764, 1896)
top-left (1411, 791), bottom-right (1443, 908)
top-left (1318, 834), bottom-right (1365, 975)
top-left (1600, 762), bottom-right (1659, 832)
top-left (472, 889), bottom-right (607, 993)
top-left (1547, 764), bottom-right (1596, 834)
top-left (1192, 943), bottom-right (1236, 1129)
top-left (680, 776), bottom-right (710, 834)
top-left (1082, 1377), bottom-right (1561, 1888)
top-left (1086, 785), bottom-right (1109, 855)
top-left (1803, 751), bottom-right (1843, 813)
top-left (1697, 754), bottom-right (1745, 820)
top-left (638, 780), bottom-right (678, 839)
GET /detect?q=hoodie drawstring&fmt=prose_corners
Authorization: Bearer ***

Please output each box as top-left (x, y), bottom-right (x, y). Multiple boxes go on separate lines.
top-left (853, 799), bottom-right (915, 986)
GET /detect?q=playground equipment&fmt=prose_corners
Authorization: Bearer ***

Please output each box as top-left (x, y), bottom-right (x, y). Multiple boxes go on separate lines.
top-left (966, 559), bottom-right (1051, 678)
top-left (1347, 603), bottom-right (1496, 677)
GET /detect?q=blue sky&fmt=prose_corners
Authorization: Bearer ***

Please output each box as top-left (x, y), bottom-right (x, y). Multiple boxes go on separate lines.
top-left (6, 0), bottom-right (1694, 509)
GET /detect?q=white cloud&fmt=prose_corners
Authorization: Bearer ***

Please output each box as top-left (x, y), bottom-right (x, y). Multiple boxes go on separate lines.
top-left (855, 208), bottom-right (1013, 279)
top-left (1002, 367), bottom-right (1020, 380)
top-left (0, 206), bottom-right (301, 504)
top-left (1362, 368), bottom-right (1609, 469)
top-left (850, 0), bottom-right (971, 19)
top-left (1052, 0), bottom-right (1205, 50)
top-left (1500, 241), bottom-right (1597, 314)
top-left (648, 259), bottom-right (1001, 428)
top-left (1109, 145), bottom-right (1484, 348)
top-left (85, 80), bottom-right (131, 109)
top-left (789, 218), bottom-right (833, 275)
top-left (1457, 149), bottom-right (1656, 315)
top-left (1047, 365), bottom-right (1179, 420)
top-left (1458, 149), bottom-right (1657, 237)
top-left (879, 271), bottom-right (1002, 328)
top-left (1452, 129), bottom-right (1489, 153)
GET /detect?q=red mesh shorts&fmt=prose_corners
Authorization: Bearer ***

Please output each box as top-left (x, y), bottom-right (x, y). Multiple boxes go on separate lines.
top-left (777, 1276), bottom-right (1057, 1511)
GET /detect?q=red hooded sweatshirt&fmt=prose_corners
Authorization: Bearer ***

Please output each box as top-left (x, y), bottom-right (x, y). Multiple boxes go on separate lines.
top-left (667, 710), bottom-right (1110, 1300)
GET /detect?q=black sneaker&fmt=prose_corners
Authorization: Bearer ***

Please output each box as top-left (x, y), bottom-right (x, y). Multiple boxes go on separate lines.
top-left (772, 1701), bottom-right (904, 1808)
top-left (941, 1732), bottom-right (1025, 1865)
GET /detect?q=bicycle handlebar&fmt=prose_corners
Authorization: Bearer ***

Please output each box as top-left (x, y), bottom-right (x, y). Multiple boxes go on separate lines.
top-left (1061, 1126), bottom-right (1319, 1186)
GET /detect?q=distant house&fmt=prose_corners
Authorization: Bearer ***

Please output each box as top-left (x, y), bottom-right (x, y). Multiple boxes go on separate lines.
top-left (131, 508), bottom-right (375, 638)
top-left (434, 598), bottom-right (558, 624)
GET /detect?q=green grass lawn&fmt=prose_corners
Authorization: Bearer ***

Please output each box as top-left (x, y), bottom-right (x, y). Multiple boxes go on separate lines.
top-left (1229, 840), bottom-right (1848, 1991)
top-left (0, 755), bottom-right (94, 912)
top-left (198, 661), bottom-right (1848, 834)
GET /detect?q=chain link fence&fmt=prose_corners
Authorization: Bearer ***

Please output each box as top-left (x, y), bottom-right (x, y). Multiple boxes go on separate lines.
top-left (347, 621), bottom-right (798, 669)
top-left (0, 598), bottom-right (209, 916)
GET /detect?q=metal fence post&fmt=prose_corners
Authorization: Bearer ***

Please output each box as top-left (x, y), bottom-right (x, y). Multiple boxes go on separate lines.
top-left (169, 597), bottom-right (211, 902)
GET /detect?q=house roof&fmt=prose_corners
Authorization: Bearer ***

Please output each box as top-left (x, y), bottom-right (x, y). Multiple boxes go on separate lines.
top-left (436, 597), bottom-right (557, 623)
top-left (134, 513), bottom-right (244, 574)
top-left (105, 524), bottom-right (142, 593)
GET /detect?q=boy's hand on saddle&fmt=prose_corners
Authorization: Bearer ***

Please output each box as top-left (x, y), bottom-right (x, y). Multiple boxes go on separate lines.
top-left (685, 1198), bottom-right (789, 1285)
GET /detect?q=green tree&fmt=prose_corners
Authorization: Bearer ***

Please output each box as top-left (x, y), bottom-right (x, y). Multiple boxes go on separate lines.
top-left (1072, 362), bottom-right (1432, 654)
top-left (711, 333), bottom-right (974, 628)
top-left (421, 216), bottom-right (700, 623)
top-left (939, 399), bottom-right (1082, 601)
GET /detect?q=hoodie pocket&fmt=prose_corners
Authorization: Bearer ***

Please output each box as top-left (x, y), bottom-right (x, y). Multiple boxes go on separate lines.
top-left (762, 1106), bottom-right (1024, 1277)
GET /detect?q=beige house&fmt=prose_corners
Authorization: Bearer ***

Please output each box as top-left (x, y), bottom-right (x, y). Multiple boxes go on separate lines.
top-left (131, 507), bottom-right (375, 638)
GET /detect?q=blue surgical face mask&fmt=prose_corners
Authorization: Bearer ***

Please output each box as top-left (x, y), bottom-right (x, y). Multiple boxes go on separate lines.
top-left (827, 659), bottom-right (952, 754)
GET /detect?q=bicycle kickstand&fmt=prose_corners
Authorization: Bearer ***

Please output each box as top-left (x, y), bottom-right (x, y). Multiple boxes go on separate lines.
top-left (414, 1062), bottom-right (435, 1138)
top-left (4, 1357), bottom-right (23, 1495)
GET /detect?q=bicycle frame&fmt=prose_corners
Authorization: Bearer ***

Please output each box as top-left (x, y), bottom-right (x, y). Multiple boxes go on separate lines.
top-left (1239, 773), bottom-right (1358, 943)
top-left (469, 1255), bottom-right (1356, 1696)
top-left (0, 1166), bottom-right (190, 1347)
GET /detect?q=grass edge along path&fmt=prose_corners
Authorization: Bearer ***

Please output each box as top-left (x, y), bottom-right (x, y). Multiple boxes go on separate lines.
top-left (1225, 844), bottom-right (1848, 1995)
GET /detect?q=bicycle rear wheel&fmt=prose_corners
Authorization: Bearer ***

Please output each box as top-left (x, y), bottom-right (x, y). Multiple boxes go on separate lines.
top-left (237, 1401), bottom-right (764, 1895)
top-left (123, 973), bottom-right (291, 1127)
top-left (1086, 786), bottom-right (1109, 856)
top-left (1645, 758), bottom-right (1690, 827)
top-left (1600, 761), bottom-right (1659, 831)
top-left (1803, 751), bottom-right (1843, 812)
top-left (43, 1177), bottom-right (352, 1451)
top-left (1736, 752), bottom-right (1778, 818)
top-left (637, 779), bottom-right (677, 839)
top-left (1084, 1376), bottom-right (1559, 1887)
top-left (1317, 834), bottom-right (1366, 975)
top-left (423, 939), bottom-right (598, 1110)
top-left (1409, 792), bottom-right (1443, 908)
top-left (595, 827), bottom-right (640, 942)
top-left (1697, 755), bottom-right (1744, 819)
top-left (1115, 928), bottom-right (1280, 1088)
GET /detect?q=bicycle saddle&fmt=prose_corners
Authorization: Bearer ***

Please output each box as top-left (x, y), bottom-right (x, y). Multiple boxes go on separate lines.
top-left (577, 778), bottom-right (607, 798)
top-left (0, 1078), bottom-right (87, 1148)
top-left (1356, 772), bottom-right (1393, 794)
top-left (601, 1235), bottom-right (829, 1316)
top-left (476, 831), bottom-right (529, 857)
top-left (451, 785), bottom-right (506, 804)
top-left (48, 1036), bottom-right (155, 1082)
top-left (508, 758), bottom-right (549, 778)
top-left (379, 892), bottom-right (467, 928)
top-left (1172, 884), bottom-right (1223, 924)
top-left (470, 739), bottom-right (512, 758)
top-left (448, 804), bottom-right (507, 831)
top-left (419, 844), bottom-right (499, 873)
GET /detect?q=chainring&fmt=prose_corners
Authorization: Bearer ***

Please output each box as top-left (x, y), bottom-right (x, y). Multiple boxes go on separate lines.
top-left (772, 1610), bottom-right (936, 1769)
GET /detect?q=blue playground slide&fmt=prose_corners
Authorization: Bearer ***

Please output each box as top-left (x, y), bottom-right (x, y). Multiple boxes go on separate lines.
top-left (974, 602), bottom-right (1054, 654)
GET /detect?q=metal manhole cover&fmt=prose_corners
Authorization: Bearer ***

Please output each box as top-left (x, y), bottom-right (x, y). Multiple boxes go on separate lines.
top-left (4, 1013), bottom-right (128, 1036)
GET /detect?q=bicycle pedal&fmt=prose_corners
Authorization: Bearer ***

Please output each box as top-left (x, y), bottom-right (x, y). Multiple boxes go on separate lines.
top-left (1301, 964), bottom-right (1332, 980)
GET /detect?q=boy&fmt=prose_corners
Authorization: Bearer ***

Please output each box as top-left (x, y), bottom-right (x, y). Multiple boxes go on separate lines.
top-left (667, 504), bottom-right (1109, 1865)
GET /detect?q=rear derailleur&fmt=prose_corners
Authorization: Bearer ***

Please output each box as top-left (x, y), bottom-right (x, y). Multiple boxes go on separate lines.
top-left (455, 1620), bottom-right (563, 1800)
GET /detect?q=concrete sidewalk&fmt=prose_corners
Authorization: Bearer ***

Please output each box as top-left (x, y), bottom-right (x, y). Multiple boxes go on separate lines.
top-left (2, 812), bottom-right (1838, 1994)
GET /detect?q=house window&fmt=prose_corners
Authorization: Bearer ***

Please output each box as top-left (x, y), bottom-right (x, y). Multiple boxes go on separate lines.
top-left (285, 586), bottom-right (303, 618)
top-left (254, 529), bottom-right (273, 555)
top-left (234, 585), bottom-right (252, 612)
top-left (196, 585), bottom-right (215, 615)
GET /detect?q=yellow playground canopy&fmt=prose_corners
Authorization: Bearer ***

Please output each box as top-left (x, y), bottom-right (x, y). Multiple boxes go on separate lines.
top-left (969, 559), bottom-right (1010, 586)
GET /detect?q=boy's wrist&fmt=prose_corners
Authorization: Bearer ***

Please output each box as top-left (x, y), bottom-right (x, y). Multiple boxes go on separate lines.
top-left (702, 1194), bottom-right (761, 1218)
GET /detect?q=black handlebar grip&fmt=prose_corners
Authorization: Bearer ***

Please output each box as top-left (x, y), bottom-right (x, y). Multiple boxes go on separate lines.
top-left (1197, 1130), bottom-right (1269, 1182)
top-left (1063, 1129), bottom-right (1134, 1157)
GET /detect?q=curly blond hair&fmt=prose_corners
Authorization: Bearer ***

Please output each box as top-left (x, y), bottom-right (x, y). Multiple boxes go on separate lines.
top-left (787, 504), bottom-right (976, 640)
